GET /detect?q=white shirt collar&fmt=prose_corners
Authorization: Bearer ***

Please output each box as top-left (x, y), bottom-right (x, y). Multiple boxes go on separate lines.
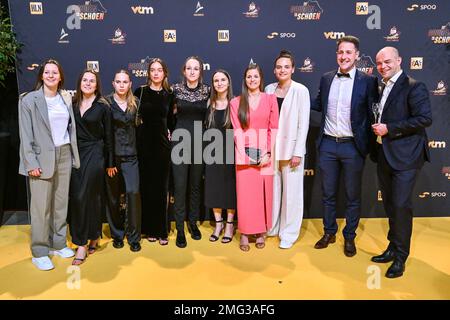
top-left (337, 66), bottom-right (357, 79)
top-left (382, 69), bottom-right (403, 86)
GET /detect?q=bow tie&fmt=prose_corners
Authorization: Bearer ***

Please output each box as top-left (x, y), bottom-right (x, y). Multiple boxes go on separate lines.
top-left (337, 72), bottom-right (350, 78)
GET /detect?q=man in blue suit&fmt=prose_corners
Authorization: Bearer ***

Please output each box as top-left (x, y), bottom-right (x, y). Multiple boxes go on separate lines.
top-left (311, 35), bottom-right (378, 257)
top-left (371, 47), bottom-right (432, 278)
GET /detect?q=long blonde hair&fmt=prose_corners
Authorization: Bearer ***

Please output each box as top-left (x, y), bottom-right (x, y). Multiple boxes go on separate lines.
top-left (207, 69), bottom-right (233, 129)
top-left (113, 69), bottom-right (137, 113)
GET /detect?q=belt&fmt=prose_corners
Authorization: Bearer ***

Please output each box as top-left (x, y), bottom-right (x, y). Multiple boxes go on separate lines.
top-left (324, 134), bottom-right (354, 143)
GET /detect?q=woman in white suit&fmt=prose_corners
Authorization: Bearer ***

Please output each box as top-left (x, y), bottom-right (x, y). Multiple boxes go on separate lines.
top-left (265, 50), bottom-right (310, 249)
top-left (18, 59), bottom-right (80, 270)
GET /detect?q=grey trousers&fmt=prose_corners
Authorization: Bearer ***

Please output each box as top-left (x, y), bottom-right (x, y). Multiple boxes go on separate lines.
top-left (29, 144), bottom-right (72, 257)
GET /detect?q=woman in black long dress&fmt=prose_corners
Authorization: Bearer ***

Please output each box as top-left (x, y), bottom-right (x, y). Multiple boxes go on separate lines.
top-left (69, 70), bottom-right (114, 265)
top-left (105, 69), bottom-right (142, 252)
top-left (204, 70), bottom-right (236, 243)
top-left (172, 56), bottom-right (210, 248)
top-left (135, 58), bottom-right (175, 246)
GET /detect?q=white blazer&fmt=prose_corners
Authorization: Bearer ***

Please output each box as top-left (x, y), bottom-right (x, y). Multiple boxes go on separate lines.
top-left (265, 80), bottom-right (310, 161)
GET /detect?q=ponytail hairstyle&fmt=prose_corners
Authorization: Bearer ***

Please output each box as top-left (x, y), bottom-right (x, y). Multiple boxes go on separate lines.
top-left (181, 55), bottom-right (204, 85)
top-left (238, 63), bottom-right (264, 129)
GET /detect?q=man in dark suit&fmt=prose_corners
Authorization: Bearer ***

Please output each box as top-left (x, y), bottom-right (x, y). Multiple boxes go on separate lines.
top-left (371, 46), bottom-right (432, 278)
top-left (311, 35), bottom-right (378, 257)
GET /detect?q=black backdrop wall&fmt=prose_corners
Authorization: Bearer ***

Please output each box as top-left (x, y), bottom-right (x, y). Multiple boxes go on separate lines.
top-left (6, 0), bottom-right (450, 218)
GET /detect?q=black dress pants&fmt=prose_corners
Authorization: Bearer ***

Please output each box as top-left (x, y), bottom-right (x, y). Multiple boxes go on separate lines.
top-left (106, 156), bottom-right (141, 244)
top-left (172, 162), bottom-right (203, 231)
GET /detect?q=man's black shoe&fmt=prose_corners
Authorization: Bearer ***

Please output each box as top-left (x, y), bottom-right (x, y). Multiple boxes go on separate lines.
top-left (188, 223), bottom-right (202, 240)
top-left (371, 249), bottom-right (396, 263)
top-left (130, 242), bottom-right (141, 252)
top-left (314, 234), bottom-right (336, 249)
top-left (113, 239), bottom-right (124, 249)
top-left (176, 231), bottom-right (187, 248)
top-left (344, 238), bottom-right (357, 257)
top-left (385, 259), bottom-right (405, 278)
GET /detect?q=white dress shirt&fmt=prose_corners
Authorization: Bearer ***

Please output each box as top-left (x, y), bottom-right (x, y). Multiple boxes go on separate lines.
top-left (324, 67), bottom-right (356, 138)
top-left (45, 94), bottom-right (70, 147)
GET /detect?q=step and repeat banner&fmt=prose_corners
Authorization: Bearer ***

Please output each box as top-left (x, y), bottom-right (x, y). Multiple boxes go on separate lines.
top-left (9, 0), bottom-right (450, 217)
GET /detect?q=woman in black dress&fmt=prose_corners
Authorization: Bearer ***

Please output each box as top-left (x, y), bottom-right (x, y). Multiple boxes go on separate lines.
top-left (204, 70), bottom-right (236, 243)
top-left (105, 70), bottom-right (142, 252)
top-left (135, 58), bottom-right (175, 246)
top-left (69, 70), bottom-right (114, 265)
top-left (172, 56), bottom-right (210, 248)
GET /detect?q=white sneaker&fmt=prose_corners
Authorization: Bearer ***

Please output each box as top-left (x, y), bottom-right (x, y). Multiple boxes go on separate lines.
top-left (49, 247), bottom-right (75, 258)
top-left (32, 256), bottom-right (54, 271)
top-left (279, 240), bottom-right (293, 249)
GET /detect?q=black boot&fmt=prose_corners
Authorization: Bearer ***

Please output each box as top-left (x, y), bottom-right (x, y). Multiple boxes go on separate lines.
top-left (188, 222), bottom-right (202, 240)
top-left (176, 230), bottom-right (187, 248)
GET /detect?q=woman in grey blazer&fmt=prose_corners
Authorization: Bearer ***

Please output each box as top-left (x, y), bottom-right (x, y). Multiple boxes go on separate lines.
top-left (18, 59), bottom-right (80, 271)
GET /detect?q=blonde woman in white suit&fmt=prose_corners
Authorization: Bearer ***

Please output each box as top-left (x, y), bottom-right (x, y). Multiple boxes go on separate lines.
top-left (265, 50), bottom-right (310, 249)
top-left (18, 59), bottom-right (80, 270)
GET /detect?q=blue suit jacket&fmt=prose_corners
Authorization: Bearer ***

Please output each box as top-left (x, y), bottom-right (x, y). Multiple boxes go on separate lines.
top-left (311, 69), bottom-right (379, 157)
top-left (370, 72), bottom-right (432, 170)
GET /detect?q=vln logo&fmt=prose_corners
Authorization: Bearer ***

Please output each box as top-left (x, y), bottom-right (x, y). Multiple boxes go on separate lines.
top-left (355, 2), bottom-right (369, 15)
top-left (431, 81), bottom-right (447, 96)
top-left (30, 2), bottom-right (43, 15)
top-left (407, 4), bottom-right (437, 11)
top-left (291, 0), bottom-right (323, 21)
top-left (324, 31), bottom-right (345, 40)
top-left (58, 28), bottom-right (69, 44)
top-left (377, 191), bottom-right (383, 201)
top-left (131, 6), bottom-right (154, 15)
top-left (356, 54), bottom-right (376, 75)
top-left (193, 1), bottom-right (204, 17)
top-left (298, 57), bottom-right (315, 72)
top-left (164, 30), bottom-right (176, 43)
top-left (419, 191), bottom-right (446, 198)
top-left (218, 30), bottom-right (230, 42)
top-left (428, 140), bottom-right (446, 148)
top-left (86, 61), bottom-right (99, 73)
top-left (267, 32), bottom-right (296, 39)
top-left (304, 169), bottom-right (315, 176)
top-left (410, 57), bottom-right (423, 70)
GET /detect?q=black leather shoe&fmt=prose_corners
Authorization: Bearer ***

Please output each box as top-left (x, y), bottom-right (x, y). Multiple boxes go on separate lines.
top-left (314, 234), bottom-right (336, 249)
top-left (112, 239), bottom-right (124, 249)
top-left (385, 259), bottom-right (405, 278)
top-left (188, 223), bottom-right (202, 240)
top-left (371, 249), bottom-right (396, 263)
top-left (176, 231), bottom-right (187, 248)
top-left (129, 242), bottom-right (141, 252)
top-left (344, 238), bottom-right (357, 257)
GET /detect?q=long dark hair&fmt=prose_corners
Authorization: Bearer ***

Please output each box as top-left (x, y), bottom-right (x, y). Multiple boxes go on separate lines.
top-left (147, 58), bottom-right (172, 92)
top-left (34, 59), bottom-right (65, 91)
top-left (238, 64), bottom-right (264, 129)
top-left (73, 69), bottom-right (107, 107)
top-left (207, 69), bottom-right (233, 129)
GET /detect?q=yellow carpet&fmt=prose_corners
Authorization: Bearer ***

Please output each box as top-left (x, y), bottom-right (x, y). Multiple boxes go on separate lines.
top-left (0, 218), bottom-right (449, 300)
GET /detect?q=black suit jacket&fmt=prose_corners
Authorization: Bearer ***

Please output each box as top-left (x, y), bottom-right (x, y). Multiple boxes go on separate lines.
top-left (311, 69), bottom-right (379, 157)
top-left (370, 72), bottom-right (432, 170)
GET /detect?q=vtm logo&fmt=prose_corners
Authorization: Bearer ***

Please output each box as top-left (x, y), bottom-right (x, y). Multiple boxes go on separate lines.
top-left (131, 6), bottom-right (154, 15)
top-left (428, 140), bottom-right (446, 148)
top-left (419, 191), bottom-right (446, 198)
top-left (324, 31), bottom-right (345, 40)
top-left (407, 4), bottom-right (437, 11)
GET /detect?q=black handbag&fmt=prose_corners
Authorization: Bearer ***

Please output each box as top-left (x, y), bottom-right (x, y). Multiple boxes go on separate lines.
top-left (245, 147), bottom-right (262, 165)
top-left (135, 86), bottom-right (144, 127)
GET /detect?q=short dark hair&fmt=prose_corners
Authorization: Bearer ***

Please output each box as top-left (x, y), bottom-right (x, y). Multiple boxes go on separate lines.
top-left (274, 49), bottom-right (295, 68)
top-left (336, 35), bottom-right (360, 51)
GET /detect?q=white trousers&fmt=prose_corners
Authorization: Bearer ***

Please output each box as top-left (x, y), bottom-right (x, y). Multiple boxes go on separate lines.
top-left (268, 160), bottom-right (305, 244)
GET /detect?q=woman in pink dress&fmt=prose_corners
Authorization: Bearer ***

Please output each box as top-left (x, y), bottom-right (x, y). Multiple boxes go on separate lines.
top-left (229, 64), bottom-right (279, 251)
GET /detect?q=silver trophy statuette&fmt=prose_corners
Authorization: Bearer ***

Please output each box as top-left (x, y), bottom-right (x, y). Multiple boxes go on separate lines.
top-left (372, 103), bottom-right (382, 123)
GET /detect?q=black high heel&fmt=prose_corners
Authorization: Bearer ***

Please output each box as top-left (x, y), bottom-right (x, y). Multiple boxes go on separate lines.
top-left (209, 219), bottom-right (224, 242)
top-left (221, 221), bottom-right (234, 244)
